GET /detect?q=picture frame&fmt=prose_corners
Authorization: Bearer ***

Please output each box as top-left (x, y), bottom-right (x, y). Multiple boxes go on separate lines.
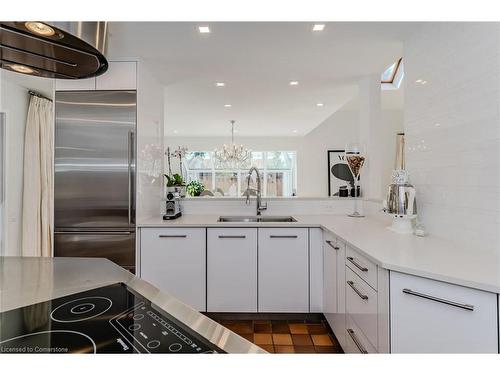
top-left (327, 149), bottom-right (355, 197)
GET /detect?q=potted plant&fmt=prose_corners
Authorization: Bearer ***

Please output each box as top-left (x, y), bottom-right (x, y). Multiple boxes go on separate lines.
top-left (164, 173), bottom-right (186, 197)
top-left (186, 181), bottom-right (204, 197)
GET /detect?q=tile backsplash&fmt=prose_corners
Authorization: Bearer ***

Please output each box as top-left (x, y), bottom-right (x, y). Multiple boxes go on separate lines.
top-left (404, 23), bottom-right (500, 251)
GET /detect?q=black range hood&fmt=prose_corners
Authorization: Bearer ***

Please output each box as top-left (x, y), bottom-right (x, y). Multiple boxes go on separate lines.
top-left (0, 21), bottom-right (108, 79)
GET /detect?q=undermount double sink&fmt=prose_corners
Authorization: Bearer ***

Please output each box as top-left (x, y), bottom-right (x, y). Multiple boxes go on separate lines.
top-left (218, 215), bottom-right (297, 223)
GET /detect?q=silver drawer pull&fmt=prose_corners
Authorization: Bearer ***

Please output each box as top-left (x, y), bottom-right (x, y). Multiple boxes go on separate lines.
top-left (218, 235), bottom-right (246, 239)
top-left (347, 256), bottom-right (368, 272)
top-left (325, 240), bottom-right (339, 250)
top-left (402, 288), bottom-right (474, 311)
top-left (347, 329), bottom-right (368, 354)
top-left (347, 281), bottom-right (368, 300)
top-left (158, 235), bottom-right (187, 238)
top-left (270, 235), bottom-right (298, 239)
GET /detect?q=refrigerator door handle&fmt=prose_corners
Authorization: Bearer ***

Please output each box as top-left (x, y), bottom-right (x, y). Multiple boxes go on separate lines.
top-left (54, 231), bottom-right (134, 235)
top-left (128, 130), bottom-right (133, 226)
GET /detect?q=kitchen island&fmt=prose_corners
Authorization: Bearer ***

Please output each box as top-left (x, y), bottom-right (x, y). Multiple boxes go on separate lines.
top-left (0, 257), bottom-right (264, 354)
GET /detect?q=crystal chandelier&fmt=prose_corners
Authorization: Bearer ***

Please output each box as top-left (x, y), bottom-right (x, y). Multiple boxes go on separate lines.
top-left (214, 120), bottom-right (251, 168)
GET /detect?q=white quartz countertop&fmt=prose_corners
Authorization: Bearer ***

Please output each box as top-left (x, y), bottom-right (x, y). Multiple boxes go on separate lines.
top-left (138, 215), bottom-right (500, 294)
top-left (0, 257), bottom-right (264, 354)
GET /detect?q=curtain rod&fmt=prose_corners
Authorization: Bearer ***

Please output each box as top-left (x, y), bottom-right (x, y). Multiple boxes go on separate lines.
top-left (28, 90), bottom-right (52, 102)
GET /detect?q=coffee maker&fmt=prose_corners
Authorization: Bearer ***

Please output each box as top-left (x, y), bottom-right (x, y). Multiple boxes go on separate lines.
top-left (382, 134), bottom-right (418, 234)
top-left (163, 191), bottom-right (182, 220)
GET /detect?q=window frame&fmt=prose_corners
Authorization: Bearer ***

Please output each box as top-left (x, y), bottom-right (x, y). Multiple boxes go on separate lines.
top-left (381, 57), bottom-right (403, 84)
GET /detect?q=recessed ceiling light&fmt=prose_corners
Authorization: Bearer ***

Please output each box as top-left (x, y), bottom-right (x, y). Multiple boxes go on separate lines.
top-left (9, 64), bottom-right (36, 74)
top-left (173, 130), bottom-right (178, 134)
top-left (215, 82), bottom-right (225, 87)
top-left (198, 26), bottom-right (210, 34)
top-left (292, 130), bottom-right (298, 133)
top-left (224, 104), bottom-right (232, 108)
top-left (25, 21), bottom-right (55, 37)
top-left (316, 103), bottom-right (324, 107)
top-left (289, 81), bottom-right (299, 86)
top-left (416, 79), bottom-right (428, 85)
top-left (312, 24), bottom-right (325, 31)
top-left (434, 123), bottom-right (441, 127)
top-left (415, 79), bottom-right (422, 83)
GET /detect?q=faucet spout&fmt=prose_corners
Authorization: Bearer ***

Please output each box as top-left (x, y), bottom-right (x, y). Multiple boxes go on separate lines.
top-left (246, 166), bottom-right (267, 215)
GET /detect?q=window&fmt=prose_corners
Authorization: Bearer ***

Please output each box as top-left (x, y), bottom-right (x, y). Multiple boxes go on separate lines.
top-left (185, 151), bottom-right (297, 197)
top-left (381, 57), bottom-right (404, 90)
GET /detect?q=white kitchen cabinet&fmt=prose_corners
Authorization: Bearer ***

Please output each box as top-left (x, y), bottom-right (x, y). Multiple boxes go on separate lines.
top-left (323, 231), bottom-right (347, 349)
top-left (345, 267), bottom-right (378, 349)
top-left (346, 245), bottom-right (377, 290)
top-left (309, 228), bottom-right (323, 312)
top-left (96, 61), bottom-right (137, 90)
top-left (207, 228), bottom-right (257, 312)
top-left (345, 314), bottom-right (377, 354)
top-left (55, 77), bottom-right (96, 91)
top-left (140, 228), bottom-right (206, 311)
top-left (258, 228), bottom-right (309, 312)
top-left (390, 271), bottom-right (498, 353)
top-left (323, 232), bottom-right (338, 327)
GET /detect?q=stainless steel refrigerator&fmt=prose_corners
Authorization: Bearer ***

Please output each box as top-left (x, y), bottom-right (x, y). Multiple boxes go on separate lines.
top-left (54, 91), bottom-right (136, 273)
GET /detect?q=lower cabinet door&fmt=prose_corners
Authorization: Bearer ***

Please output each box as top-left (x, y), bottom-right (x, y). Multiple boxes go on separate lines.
top-left (334, 239), bottom-right (347, 349)
top-left (323, 232), bottom-right (338, 331)
top-left (140, 228), bottom-right (206, 311)
top-left (390, 271), bottom-right (498, 353)
top-left (207, 228), bottom-right (258, 312)
top-left (258, 228), bottom-right (309, 312)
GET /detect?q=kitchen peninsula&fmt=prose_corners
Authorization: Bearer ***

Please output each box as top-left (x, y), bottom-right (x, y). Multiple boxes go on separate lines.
top-left (0, 257), bottom-right (264, 354)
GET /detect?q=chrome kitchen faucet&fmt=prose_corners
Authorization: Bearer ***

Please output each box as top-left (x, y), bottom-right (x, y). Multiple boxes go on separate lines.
top-left (245, 166), bottom-right (267, 215)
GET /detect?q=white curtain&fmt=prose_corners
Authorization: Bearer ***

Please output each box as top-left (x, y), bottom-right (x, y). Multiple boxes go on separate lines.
top-left (22, 95), bottom-right (53, 257)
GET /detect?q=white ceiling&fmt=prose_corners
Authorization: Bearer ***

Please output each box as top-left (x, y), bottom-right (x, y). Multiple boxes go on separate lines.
top-left (107, 22), bottom-right (419, 137)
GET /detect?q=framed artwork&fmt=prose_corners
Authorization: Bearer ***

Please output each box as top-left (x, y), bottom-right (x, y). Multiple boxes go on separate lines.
top-left (327, 149), bottom-right (355, 197)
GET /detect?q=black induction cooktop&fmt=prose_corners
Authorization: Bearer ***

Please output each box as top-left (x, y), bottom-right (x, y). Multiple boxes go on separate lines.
top-left (0, 283), bottom-right (224, 354)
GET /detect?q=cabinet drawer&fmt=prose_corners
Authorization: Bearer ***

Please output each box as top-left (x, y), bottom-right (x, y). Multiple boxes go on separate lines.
top-left (390, 271), bottom-right (498, 353)
top-left (140, 228), bottom-right (206, 311)
top-left (207, 228), bottom-right (257, 312)
top-left (345, 314), bottom-right (377, 354)
top-left (345, 267), bottom-right (378, 348)
top-left (346, 246), bottom-right (377, 290)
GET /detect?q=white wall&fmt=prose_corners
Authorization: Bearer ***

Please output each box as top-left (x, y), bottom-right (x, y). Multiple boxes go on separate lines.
top-left (404, 23), bottom-right (500, 250)
top-left (0, 71), bottom-right (54, 256)
top-left (166, 106), bottom-right (402, 198)
top-left (136, 61), bottom-right (165, 221)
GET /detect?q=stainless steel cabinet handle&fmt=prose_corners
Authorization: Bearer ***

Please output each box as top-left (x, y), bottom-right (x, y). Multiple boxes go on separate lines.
top-left (402, 288), bottom-right (474, 311)
top-left (158, 235), bottom-right (187, 238)
top-left (218, 235), bottom-right (246, 239)
top-left (270, 235), bottom-right (298, 239)
top-left (325, 240), bottom-right (339, 250)
top-left (347, 329), bottom-right (368, 354)
top-left (347, 256), bottom-right (368, 272)
top-left (347, 281), bottom-right (368, 300)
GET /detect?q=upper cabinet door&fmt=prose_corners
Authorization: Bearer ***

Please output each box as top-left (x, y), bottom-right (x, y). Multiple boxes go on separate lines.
top-left (56, 77), bottom-right (96, 91)
top-left (96, 61), bottom-right (137, 90)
